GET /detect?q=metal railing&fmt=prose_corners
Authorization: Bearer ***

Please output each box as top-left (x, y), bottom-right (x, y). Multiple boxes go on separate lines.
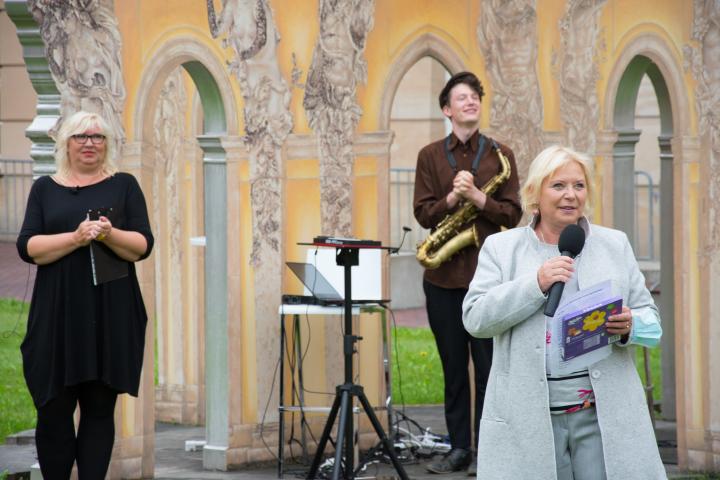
top-left (634, 170), bottom-right (659, 262)
top-left (0, 158), bottom-right (33, 240)
top-left (390, 168), bottom-right (428, 252)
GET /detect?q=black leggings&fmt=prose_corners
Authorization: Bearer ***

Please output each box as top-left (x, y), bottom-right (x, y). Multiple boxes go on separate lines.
top-left (35, 381), bottom-right (118, 480)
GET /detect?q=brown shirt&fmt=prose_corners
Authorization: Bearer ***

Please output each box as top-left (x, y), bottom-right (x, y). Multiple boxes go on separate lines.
top-left (413, 130), bottom-right (522, 289)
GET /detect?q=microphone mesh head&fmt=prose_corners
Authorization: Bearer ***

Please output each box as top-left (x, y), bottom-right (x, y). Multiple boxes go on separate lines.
top-left (558, 224), bottom-right (585, 257)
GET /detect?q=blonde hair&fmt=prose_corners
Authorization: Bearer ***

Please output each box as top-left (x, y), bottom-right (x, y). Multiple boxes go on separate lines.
top-left (520, 145), bottom-right (594, 215)
top-left (54, 111), bottom-right (118, 180)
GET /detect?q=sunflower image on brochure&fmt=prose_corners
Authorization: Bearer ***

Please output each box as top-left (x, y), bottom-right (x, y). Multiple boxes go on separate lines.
top-left (561, 297), bottom-right (623, 361)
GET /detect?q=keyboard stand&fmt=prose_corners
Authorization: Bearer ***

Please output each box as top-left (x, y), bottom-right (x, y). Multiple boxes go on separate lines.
top-left (276, 302), bottom-right (398, 478)
top-left (277, 304), bottom-right (360, 478)
top-left (305, 247), bottom-right (408, 480)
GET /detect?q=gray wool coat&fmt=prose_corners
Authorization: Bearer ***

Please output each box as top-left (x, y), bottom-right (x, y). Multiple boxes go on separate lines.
top-left (462, 219), bottom-right (666, 480)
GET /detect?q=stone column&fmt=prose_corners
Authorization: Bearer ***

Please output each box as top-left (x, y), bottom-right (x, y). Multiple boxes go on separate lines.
top-left (613, 129), bottom-right (641, 243)
top-left (657, 134), bottom-right (675, 420)
top-left (6, 0), bottom-right (59, 176)
top-left (198, 135), bottom-right (229, 470)
top-left (596, 130), bottom-right (619, 226)
top-left (684, 1), bottom-right (720, 468)
top-left (111, 140), bottom-right (156, 478)
top-left (670, 134), bottom-right (700, 470)
top-left (220, 135), bottom-right (248, 454)
top-left (697, 125), bottom-right (720, 469)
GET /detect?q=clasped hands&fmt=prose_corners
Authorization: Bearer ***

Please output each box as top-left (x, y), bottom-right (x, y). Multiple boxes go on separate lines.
top-left (537, 256), bottom-right (632, 336)
top-left (74, 216), bottom-right (113, 246)
top-left (447, 170), bottom-right (487, 209)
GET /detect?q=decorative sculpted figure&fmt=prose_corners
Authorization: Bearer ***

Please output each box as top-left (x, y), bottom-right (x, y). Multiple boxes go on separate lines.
top-left (28, 0), bottom-right (126, 149)
top-left (477, 0), bottom-right (544, 180)
top-left (207, 0), bottom-right (293, 265)
top-left (303, 0), bottom-right (375, 236)
top-left (685, 0), bottom-right (720, 253)
top-left (554, 0), bottom-right (607, 154)
top-left (208, 0), bottom-right (295, 419)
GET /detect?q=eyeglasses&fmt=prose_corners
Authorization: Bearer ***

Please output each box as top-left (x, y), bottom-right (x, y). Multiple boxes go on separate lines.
top-left (71, 134), bottom-right (106, 145)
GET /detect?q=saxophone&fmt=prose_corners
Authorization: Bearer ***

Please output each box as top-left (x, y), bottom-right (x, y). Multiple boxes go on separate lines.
top-left (416, 143), bottom-right (511, 269)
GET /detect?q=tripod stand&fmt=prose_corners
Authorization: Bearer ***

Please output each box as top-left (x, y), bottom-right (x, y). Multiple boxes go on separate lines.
top-left (306, 247), bottom-right (409, 480)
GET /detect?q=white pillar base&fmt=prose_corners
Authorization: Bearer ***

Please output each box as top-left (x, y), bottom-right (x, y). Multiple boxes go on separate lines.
top-left (203, 444), bottom-right (228, 471)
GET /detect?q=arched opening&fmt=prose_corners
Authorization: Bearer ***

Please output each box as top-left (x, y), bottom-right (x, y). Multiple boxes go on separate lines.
top-left (146, 62), bottom-right (226, 427)
top-left (150, 66), bottom-right (206, 425)
top-left (377, 33), bottom-right (465, 316)
top-left (377, 33), bottom-right (466, 314)
top-left (133, 38), bottom-right (236, 469)
top-left (633, 75), bottom-right (662, 265)
top-left (388, 56), bottom-right (450, 310)
top-left (611, 54), bottom-right (676, 428)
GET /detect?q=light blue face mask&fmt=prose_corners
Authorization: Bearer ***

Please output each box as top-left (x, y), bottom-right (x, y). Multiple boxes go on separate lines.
top-left (625, 307), bottom-right (662, 348)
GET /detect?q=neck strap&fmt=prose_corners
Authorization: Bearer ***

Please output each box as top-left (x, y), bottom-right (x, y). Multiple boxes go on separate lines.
top-left (444, 133), bottom-right (486, 175)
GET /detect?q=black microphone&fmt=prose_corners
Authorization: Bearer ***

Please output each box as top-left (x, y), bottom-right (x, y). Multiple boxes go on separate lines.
top-left (69, 185), bottom-right (80, 195)
top-left (390, 226), bottom-right (412, 254)
top-left (543, 224), bottom-right (586, 317)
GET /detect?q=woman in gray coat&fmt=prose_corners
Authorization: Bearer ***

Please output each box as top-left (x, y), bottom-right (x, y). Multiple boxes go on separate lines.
top-left (462, 145), bottom-right (665, 479)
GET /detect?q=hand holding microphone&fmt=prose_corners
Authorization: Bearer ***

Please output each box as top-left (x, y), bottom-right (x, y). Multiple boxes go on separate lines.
top-left (537, 256), bottom-right (575, 293)
top-left (542, 224), bottom-right (586, 317)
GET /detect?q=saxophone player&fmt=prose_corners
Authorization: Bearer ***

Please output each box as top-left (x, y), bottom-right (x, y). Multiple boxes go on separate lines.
top-left (413, 71), bottom-right (522, 475)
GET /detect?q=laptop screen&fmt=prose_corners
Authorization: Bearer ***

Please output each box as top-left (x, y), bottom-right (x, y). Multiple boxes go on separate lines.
top-left (286, 262), bottom-right (343, 302)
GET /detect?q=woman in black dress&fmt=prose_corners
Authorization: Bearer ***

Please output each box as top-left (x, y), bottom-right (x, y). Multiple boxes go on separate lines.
top-left (16, 110), bottom-right (153, 478)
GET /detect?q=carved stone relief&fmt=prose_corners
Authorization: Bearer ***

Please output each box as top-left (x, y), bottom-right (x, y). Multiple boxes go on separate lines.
top-left (553, 0), bottom-right (607, 154)
top-left (303, 0), bottom-right (375, 236)
top-left (685, 0), bottom-right (720, 253)
top-left (208, 0), bottom-right (293, 266)
top-left (207, 0), bottom-right (294, 421)
top-left (152, 68), bottom-right (188, 419)
top-left (477, 0), bottom-right (544, 179)
top-left (28, 0), bottom-right (126, 147)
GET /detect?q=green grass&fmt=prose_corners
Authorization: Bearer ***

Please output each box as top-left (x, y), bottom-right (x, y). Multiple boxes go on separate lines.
top-left (0, 298), bottom-right (35, 444)
top-left (390, 326), bottom-right (443, 405)
top-left (391, 326), bottom-right (665, 413)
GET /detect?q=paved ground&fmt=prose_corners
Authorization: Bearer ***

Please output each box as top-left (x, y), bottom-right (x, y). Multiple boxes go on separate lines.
top-left (0, 241), bottom-right (687, 478)
top-left (0, 408), bottom-right (683, 479)
top-left (0, 241), bottom-right (36, 303)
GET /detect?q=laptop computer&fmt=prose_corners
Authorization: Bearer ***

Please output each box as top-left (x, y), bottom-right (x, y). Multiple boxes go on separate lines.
top-left (285, 262), bottom-right (388, 306)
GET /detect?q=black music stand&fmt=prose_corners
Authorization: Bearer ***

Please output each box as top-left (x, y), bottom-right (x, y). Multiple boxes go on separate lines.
top-left (303, 243), bottom-right (408, 480)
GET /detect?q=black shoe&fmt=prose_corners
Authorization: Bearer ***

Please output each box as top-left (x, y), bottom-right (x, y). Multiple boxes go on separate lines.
top-left (426, 448), bottom-right (472, 474)
top-left (467, 455), bottom-right (477, 476)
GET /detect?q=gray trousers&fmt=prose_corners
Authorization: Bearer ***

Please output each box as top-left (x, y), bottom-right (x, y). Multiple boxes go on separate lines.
top-left (551, 407), bottom-right (607, 480)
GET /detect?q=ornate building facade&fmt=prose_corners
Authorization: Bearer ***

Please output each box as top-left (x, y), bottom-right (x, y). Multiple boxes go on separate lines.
top-left (2, 0), bottom-right (719, 475)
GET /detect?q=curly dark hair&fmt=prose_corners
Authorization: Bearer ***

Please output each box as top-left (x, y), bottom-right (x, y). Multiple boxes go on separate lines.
top-left (438, 71), bottom-right (485, 109)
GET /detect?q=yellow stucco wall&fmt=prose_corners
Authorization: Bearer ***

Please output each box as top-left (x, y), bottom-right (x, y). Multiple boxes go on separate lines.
top-left (104, 0), bottom-right (705, 465)
top-left (116, 1), bottom-right (243, 139)
top-left (599, 1), bottom-right (697, 133)
top-left (114, 0), bottom-right (698, 242)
